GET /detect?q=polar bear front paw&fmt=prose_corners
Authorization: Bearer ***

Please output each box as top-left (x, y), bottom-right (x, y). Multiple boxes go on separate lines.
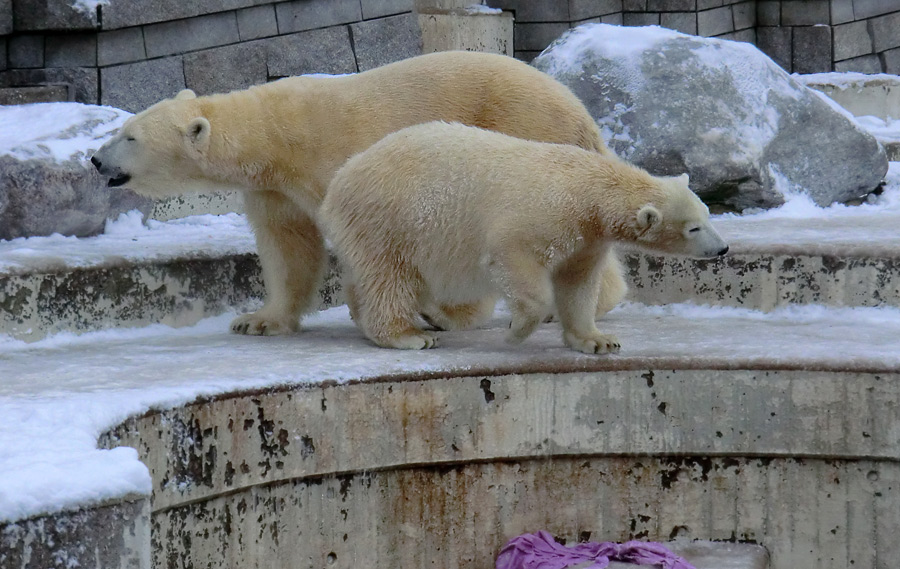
top-left (230, 312), bottom-right (298, 336)
top-left (563, 331), bottom-right (621, 355)
top-left (375, 331), bottom-right (438, 350)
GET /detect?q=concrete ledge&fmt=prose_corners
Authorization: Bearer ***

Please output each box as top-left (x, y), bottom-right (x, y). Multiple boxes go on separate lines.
top-left (0, 498), bottom-right (150, 569)
top-left (100, 367), bottom-right (897, 568)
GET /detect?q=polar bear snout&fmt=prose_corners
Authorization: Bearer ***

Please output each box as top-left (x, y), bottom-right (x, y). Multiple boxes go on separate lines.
top-left (91, 151), bottom-right (132, 188)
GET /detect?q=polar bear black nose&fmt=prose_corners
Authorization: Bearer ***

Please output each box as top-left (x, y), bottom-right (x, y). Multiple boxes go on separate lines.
top-left (718, 246), bottom-right (729, 256)
top-left (90, 156), bottom-right (101, 170)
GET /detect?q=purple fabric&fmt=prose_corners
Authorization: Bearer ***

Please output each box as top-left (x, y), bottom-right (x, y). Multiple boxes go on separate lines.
top-left (496, 531), bottom-right (696, 569)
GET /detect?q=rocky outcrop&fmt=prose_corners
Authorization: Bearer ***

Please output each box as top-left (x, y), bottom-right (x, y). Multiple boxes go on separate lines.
top-left (0, 103), bottom-right (152, 240)
top-left (533, 24), bottom-right (889, 211)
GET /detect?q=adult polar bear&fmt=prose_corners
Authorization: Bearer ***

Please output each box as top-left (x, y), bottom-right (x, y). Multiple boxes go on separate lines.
top-left (91, 51), bottom-right (626, 336)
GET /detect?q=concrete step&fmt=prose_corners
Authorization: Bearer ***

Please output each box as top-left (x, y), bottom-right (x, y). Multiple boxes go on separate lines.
top-left (6, 304), bottom-right (899, 568)
top-left (2, 208), bottom-right (900, 340)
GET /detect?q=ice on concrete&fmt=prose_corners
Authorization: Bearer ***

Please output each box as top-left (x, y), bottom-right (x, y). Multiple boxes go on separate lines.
top-left (2, 300), bottom-right (900, 523)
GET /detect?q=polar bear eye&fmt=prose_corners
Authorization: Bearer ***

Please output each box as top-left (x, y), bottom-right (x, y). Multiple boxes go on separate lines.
top-left (688, 226), bottom-right (701, 233)
top-left (126, 136), bottom-right (136, 142)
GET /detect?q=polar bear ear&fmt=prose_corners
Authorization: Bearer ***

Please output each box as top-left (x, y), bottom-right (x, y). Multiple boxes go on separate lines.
top-left (677, 173), bottom-right (689, 185)
top-left (184, 117), bottom-right (211, 155)
top-left (636, 204), bottom-right (662, 235)
top-left (175, 89), bottom-right (197, 100)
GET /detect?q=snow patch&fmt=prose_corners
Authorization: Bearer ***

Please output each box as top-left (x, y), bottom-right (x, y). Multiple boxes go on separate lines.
top-left (71, 0), bottom-right (109, 16)
top-left (0, 102), bottom-right (130, 163)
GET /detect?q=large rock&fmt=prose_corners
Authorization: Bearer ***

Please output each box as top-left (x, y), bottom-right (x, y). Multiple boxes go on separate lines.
top-left (0, 103), bottom-right (152, 240)
top-left (533, 24), bottom-right (889, 211)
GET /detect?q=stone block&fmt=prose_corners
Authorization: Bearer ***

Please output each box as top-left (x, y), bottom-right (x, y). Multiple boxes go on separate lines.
top-left (869, 11), bottom-right (900, 53)
top-left (834, 20), bottom-right (873, 61)
top-left (0, 85), bottom-right (69, 103)
top-left (697, 5), bottom-right (733, 36)
top-left (623, 0), bottom-right (646, 10)
top-left (647, 0), bottom-right (696, 11)
top-left (97, 27), bottom-right (146, 66)
top-left (696, 0), bottom-right (724, 9)
top-left (13, 0), bottom-right (97, 31)
top-left (507, 0), bottom-right (569, 22)
top-left (513, 22), bottom-right (569, 51)
top-left (624, 12), bottom-right (661, 26)
top-left (100, 0), bottom-right (255, 30)
top-left (834, 53), bottom-right (883, 73)
top-left (0, 67), bottom-right (98, 103)
top-left (793, 24), bottom-right (832, 73)
top-left (266, 27), bottom-right (357, 77)
top-left (0, 0), bottom-right (12, 35)
top-left (351, 13), bottom-right (422, 71)
top-left (237, 5), bottom-right (278, 41)
top-left (144, 12), bottom-right (240, 59)
top-left (756, 1), bottom-right (780, 25)
top-left (45, 33), bottom-right (97, 67)
top-left (782, 0), bottom-right (830, 25)
top-left (100, 56), bottom-right (185, 113)
top-left (514, 50), bottom-right (542, 62)
top-left (830, 0), bottom-right (854, 24)
top-left (8, 35), bottom-right (44, 68)
top-left (732, 1), bottom-right (756, 29)
top-left (602, 12), bottom-right (624, 24)
top-left (661, 11), bottom-right (698, 34)
top-left (569, 0), bottom-right (623, 20)
top-left (419, 12), bottom-right (513, 55)
top-left (362, 0), bottom-right (414, 19)
top-left (184, 42), bottom-right (267, 96)
top-left (275, 0), bottom-right (362, 34)
top-left (718, 27), bottom-right (756, 43)
top-left (757, 26), bottom-right (792, 70)
top-left (852, 0), bottom-right (899, 19)
top-left (883, 46), bottom-right (900, 74)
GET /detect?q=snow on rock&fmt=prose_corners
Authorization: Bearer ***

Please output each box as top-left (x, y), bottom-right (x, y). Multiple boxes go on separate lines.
top-left (2, 300), bottom-right (900, 522)
top-left (0, 102), bottom-right (152, 241)
top-left (532, 24), bottom-right (889, 211)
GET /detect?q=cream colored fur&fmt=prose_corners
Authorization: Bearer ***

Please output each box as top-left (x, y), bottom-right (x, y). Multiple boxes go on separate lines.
top-left (91, 51), bottom-right (625, 335)
top-left (320, 122), bottom-right (728, 353)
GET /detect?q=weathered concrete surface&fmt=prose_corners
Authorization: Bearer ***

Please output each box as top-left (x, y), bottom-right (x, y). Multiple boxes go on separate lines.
top-left (418, 11), bottom-right (513, 56)
top-left (102, 368), bottom-right (900, 568)
top-left (149, 190), bottom-right (244, 221)
top-left (802, 75), bottom-right (900, 122)
top-left (622, 251), bottom-right (900, 310)
top-left (0, 254), bottom-right (343, 341)
top-left (0, 498), bottom-right (150, 569)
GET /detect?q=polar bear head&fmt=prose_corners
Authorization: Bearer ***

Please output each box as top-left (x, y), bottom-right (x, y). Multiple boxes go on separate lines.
top-left (632, 174), bottom-right (728, 258)
top-left (91, 89), bottom-right (219, 198)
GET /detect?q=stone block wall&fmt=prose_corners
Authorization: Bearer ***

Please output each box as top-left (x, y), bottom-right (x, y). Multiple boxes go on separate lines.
top-left (2, 1), bottom-right (899, 112)
top-left (0, 0), bottom-right (420, 112)
top-left (485, 0), bottom-right (900, 75)
top-left (757, 0), bottom-right (900, 74)
top-left (487, 0), bottom-right (758, 61)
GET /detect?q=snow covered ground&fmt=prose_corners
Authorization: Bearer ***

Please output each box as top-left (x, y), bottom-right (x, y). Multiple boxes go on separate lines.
top-left (3, 300), bottom-right (900, 524)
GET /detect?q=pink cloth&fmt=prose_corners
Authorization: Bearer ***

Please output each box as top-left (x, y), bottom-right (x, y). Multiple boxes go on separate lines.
top-left (496, 531), bottom-right (696, 569)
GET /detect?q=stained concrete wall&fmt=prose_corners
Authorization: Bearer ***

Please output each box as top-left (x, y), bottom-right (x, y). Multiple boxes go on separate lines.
top-left (101, 368), bottom-right (900, 568)
top-left (0, 498), bottom-right (150, 569)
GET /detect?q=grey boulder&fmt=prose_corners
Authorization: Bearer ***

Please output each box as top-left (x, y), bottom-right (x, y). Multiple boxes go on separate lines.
top-left (533, 24), bottom-right (889, 211)
top-left (0, 103), bottom-right (152, 240)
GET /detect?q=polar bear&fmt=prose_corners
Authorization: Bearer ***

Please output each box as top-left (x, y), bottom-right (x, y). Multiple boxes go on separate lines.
top-left (320, 122), bottom-right (729, 353)
top-left (90, 51), bottom-right (626, 336)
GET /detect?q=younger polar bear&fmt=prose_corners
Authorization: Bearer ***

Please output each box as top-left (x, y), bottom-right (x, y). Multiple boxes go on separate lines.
top-left (320, 122), bottom-right (729, 353)
top-left (90, 51), bottom-right (625, 337)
